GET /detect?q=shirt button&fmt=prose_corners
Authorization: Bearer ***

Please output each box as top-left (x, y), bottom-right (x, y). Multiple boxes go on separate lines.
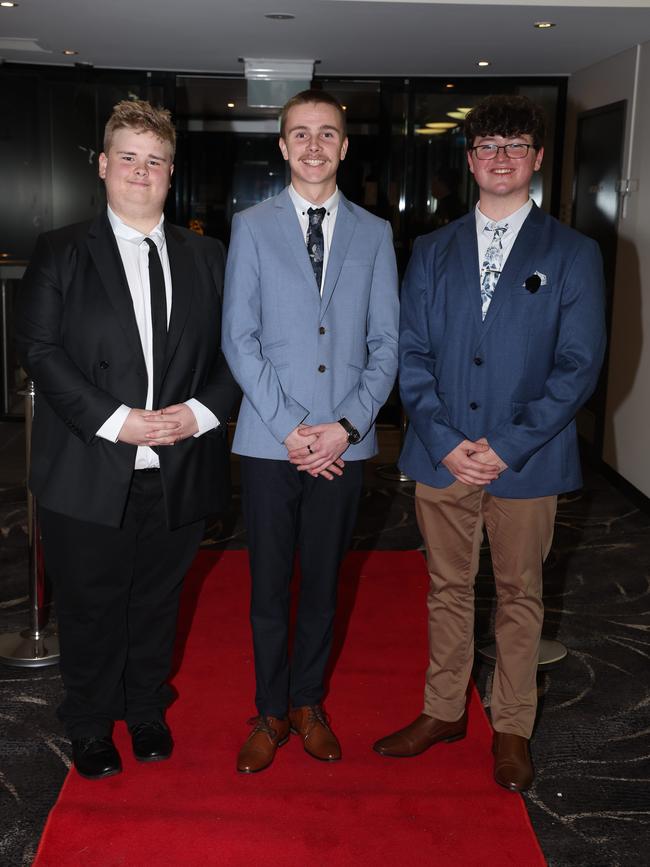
top-left (473, 357), bottom-right (483, 366)
top-left (470, 401), bottom-right (478, 410)
top-left (319, 326), bottom-right (326, 335)
top-left (99, 360), bottom-right (109, 369)
top-left (318, 364), bottom-right (326, 373)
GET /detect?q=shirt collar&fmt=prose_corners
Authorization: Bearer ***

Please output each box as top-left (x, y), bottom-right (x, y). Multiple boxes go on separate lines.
top-left (475, 198), bottom-right (533, 235)
top-left (288, 184), bottom-right (339, 216)
top-left (107, 205), bottom-right (166, 250)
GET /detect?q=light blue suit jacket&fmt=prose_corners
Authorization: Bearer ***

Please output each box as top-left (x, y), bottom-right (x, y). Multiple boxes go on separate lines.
top-left (398, 204), bottom-right (606, 498)
top-left (222, 188), bottom-right (399, 460)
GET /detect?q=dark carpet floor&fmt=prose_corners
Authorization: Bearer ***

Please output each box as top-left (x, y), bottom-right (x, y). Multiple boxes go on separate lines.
top-left (1, 425), bottom-right (649, 866)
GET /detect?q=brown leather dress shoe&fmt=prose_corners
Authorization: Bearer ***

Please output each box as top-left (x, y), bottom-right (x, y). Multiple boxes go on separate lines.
top-left (373, 712), bottom-right (467, 757)
top-left (492, 731), bottom-right (534, 792)
top-left (289, 705), bottom-right (341, 761)
top-left (237, 715), bottom-right (290, 774)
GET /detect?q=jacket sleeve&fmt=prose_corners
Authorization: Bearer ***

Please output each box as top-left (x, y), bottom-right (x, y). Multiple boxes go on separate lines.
top-left (487, 237), bottom-right (607, 471)
top-left (332, 220), bottom-right (400, 438)
top-left (398, 236), bottom-right (466, 466)
top-left (222, 212), bottom-right (310, 444)
top-left (15, 233), bottom-right (121, 444)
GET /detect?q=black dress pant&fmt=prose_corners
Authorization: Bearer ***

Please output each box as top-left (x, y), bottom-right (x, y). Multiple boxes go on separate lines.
top-left (240, 457), bottom-right (363, 718)
top-left (39, 471), bottom-right (204, 739)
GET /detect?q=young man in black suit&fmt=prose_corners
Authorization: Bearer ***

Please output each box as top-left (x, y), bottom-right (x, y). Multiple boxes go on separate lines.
top-left (16, 100), bottom-right (238, 779)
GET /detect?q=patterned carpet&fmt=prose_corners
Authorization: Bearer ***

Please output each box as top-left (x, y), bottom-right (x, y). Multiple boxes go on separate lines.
top-left (1, 426), bottom-right (649, 866)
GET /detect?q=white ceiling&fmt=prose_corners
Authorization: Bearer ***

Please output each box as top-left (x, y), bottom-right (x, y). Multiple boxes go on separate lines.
top-left (1, 0), bottom-right (650, 77)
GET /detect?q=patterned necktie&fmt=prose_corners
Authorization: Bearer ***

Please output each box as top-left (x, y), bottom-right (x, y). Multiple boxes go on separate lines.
top-left (307, 207), bottom-right (326, 291)
top-left (480, 222), bottom-right (508, 320)
top-left (145, 237), bottom-right (167, 404)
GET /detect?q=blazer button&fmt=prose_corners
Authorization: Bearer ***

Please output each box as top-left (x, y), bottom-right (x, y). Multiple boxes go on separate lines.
top-left (99, 360), bottom-right (109, 369)
top-left (318, 364), bottom-right (326, 373)
top-left (473, 357), bottom-right (483, 366)
top-left (470, 401), bottom-right (478, 410)
top-left (319, 326), bottom-right (326, 335)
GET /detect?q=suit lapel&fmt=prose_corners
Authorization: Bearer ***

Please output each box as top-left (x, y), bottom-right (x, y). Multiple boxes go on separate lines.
top-left (161, 223), bottom-right (194, 388)
top-left (274, 189), bottom-right (320, 293)
top-left (86, 213), bottom-right (146, 370)
top-left (478, 204), bottom-right (545, 345)
top-left (454, 213), bottom-right (483, 332)
top-left (320, 194), bottom-right (356, 316)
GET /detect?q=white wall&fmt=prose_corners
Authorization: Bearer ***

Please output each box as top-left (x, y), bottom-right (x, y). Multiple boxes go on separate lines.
top-left (562, 42), bottom-right (650, 497)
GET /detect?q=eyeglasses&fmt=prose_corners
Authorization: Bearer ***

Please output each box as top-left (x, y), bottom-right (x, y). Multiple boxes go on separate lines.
top-left (470, 143), bottom-right (533, 160)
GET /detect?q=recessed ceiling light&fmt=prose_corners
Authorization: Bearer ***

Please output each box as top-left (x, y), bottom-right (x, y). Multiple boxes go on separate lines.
top-left (445, 83), bottom-right (455, 89)
top-left (477, 60), bottom-right (490, 68)
top-left (227, 102), bottom-right (235, 108)
top-left (62, 49), bottom-right (78, 56)
top-left (341, 104), bottom-right (347, 110)
top-left (264, 12), bottom-right (295, 20)
top-left (0, 2), bottom-right (19, 7)
top-left (534, 21), bottom-right (555, 29)
top-left (425, 122), bottom-right (458, 130)
top-left (447, 111), bottom-right (468, 121)
top-left (415, 128), bottom-right (447, 136)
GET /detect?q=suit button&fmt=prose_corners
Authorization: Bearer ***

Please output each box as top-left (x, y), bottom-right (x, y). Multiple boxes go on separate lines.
top-left (473, 357), bottom-right (483, 366)
top-left (318, 364), bottom-right (326, 373)
top-left (470, 402), bottom-right (478, 410)
top-left (99, 360), bottom-right (109, 369)
top-left (319, 326), bottom-right (326, 335)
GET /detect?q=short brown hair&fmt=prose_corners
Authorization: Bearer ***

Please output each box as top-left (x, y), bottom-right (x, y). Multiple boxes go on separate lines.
top-left (464, 94), bottom-right (546, 152)
top-left (279, 89), bottom-right (347, 140)
top-left (103, 99), bottom-right (176, 158)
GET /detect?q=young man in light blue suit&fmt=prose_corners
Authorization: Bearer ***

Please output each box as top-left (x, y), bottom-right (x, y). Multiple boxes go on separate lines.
top-left (374, 95), bottom-right (606, 792)
top-left (223, 90), bottom-right (399, 773)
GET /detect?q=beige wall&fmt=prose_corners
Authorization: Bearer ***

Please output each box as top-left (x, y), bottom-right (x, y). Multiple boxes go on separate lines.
top-left (562, 42), bottom-right (650, 497)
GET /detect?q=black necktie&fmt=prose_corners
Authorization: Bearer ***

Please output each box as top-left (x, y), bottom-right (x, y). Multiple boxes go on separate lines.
top-left (307, 207), bottom-right (326, 291)
top-left (144, 237), bottom-right (167, 405)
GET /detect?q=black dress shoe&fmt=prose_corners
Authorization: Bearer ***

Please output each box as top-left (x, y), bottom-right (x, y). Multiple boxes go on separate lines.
top-left (129, 720), bottom-right (173, 762)
top-left (72, 736), bottom-right (122, 780)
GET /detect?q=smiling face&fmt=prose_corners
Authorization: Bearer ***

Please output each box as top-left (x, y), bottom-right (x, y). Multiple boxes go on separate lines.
top-left (98, 126), bottom-right (174, 231)
top-left (467, 133), bottom-right (543, 219)
top-left (278, 101), bottom-right (348, 203)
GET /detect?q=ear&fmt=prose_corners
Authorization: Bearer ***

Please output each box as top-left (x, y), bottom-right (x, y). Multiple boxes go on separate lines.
top-left (466, 150), bottom-right (476, 177)
top-left (340, 136), bottom-right (349, 161)
top-left (534, 146), bottom-right (544, 171)
top-left (98, 152), bottom-right (108, 179)
top-left (278, 137), bottom-right (289, 161)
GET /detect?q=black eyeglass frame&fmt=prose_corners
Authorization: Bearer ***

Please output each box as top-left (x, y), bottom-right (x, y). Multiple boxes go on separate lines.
top-left (469, 143), bottom-right (534, 160)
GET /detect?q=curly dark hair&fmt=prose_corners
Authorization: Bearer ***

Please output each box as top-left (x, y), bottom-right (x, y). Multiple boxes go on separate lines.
top-left (464, 95), bottom-right (546, 151)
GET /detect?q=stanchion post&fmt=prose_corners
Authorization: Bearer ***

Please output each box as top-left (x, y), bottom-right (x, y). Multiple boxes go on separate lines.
top-left (0, 378), bottom-right (60, 667)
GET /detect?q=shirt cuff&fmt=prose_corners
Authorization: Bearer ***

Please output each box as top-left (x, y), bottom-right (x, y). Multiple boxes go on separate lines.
top-left (96, 404), bottom-right (131, 442)
top-left (185, 398), bottom-right (219, 437)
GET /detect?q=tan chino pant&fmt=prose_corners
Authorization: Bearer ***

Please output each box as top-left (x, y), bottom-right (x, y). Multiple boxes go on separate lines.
top-left (415, 481), bottom-right (557, 738)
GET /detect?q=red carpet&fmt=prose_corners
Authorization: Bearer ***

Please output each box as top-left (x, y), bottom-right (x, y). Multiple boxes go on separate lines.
top-left (34, 550), bottom-right (546, 866)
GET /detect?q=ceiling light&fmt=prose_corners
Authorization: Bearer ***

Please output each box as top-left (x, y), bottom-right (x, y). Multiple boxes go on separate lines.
top-left (264, 12), bottom-right (295, 20)
top-left (342, 105), bottom-right (347, 110)
top-left (415, 128), bottom-right (447, 136)
top-left (447, 111), bottom-right (466, 121)
top-left (62, 49), bottom-right (78, 56)
top-left (534, 21), bottom-right (555, 29)
top-left (445, 83), bottom-right (455, 89)
top-left (227, 102), bottom-right (235, 108)
top-left (477, 60), bottom-right (490, 68)
top-left (425, 122), bottom-right (457, 130)
top-left (0, 2), bottom-right (19, 7)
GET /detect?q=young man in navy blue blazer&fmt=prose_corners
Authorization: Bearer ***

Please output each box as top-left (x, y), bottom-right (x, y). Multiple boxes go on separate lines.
top-left (373, 95), bottom-right (606, 791)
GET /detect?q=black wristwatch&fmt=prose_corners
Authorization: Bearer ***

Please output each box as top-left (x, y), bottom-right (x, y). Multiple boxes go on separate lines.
top-left (338, 417), bottom-right (361, 445)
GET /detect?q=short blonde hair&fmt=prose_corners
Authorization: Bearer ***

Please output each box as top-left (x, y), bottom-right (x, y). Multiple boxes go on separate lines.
top-left (103, 99), bottom-right (176, 158)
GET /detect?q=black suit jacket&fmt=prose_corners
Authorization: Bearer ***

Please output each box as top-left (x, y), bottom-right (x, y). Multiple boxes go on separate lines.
top-left (16, 212), bottom-right (239, 529)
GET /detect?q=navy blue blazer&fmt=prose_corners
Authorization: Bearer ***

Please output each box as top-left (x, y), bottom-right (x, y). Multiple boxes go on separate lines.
top-left (398, 204), bottom-right (606, 498)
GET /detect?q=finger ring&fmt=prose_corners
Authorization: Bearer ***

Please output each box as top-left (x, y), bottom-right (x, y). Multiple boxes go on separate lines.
top-left (307, 445), bottom-right (313, 454)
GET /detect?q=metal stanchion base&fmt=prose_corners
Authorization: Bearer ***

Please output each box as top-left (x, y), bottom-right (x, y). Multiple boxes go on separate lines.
top-left (0, 628), bottom-right (60, 668)
top-left (376, 463), bottom-right (411, 482)
top-left (476, 638), bottom-right (568, 672)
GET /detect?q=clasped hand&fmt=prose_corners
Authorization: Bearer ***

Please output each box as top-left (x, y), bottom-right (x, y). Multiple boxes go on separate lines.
top-left (285, 422), bottom-right (349, 481)
top-left (442, 437), bottom-right (507, 486)
top-left (117, 404), bottom-right (199, 447)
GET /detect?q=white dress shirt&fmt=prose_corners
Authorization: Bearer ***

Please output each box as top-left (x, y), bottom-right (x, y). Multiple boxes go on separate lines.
top-left (288, 185), bottom-right (339, 294)
top-left (475, 198), bottom-right (533, 280)
top-left (96, 207), bottom-right (218, 469)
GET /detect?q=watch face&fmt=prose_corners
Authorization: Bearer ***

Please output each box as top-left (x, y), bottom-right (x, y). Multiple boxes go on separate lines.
top-left (349, 429), bottom-right (361, 444)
